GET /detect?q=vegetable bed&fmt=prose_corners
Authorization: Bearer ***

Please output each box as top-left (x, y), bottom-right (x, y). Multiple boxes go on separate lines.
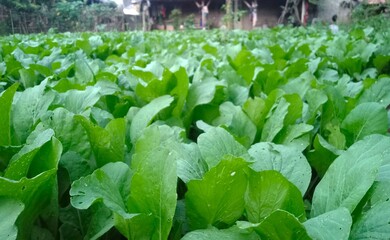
top-left (1, 26), bottom-right (390, 239)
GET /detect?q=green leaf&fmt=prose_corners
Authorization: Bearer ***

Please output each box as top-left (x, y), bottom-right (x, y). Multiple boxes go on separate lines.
top-left (324, 122), bottom-right (346, 150)
top-left (4, 129), bottom-right (56, 180)
top-left (76, 116), bottom-right (126, 168)
top-left (40, 108), bottom-right (91, 158)
top-left (358, 77), bottom-right (390, 107)
top-left (242, 97), bottom-right (267, 133)
top-left (321, 86), bottom-right (346, 129)
top-left (135, 67), bottom-right (189, 119)
top-left (237, 210), bottom-right (311, 240)
top-left (181, 226), bottom-right (259, 240)
top-left (213, 102), bottom-right (257, 148)
top-left (114, 213), bottom-right (155, 240)
top-left (185, 157), bottom-right (248, 230)
top-left (307, 134), bottom-right (344, 177)
top-left (59, 203), bottom-right (114, 240)
top-left (75, 57), bottom-right (94, 85)
top-left (61, 86), bottom-right (101, 114)
top-left (228, 48), bottom-right (259, 85)
top-left (129, 125), bottom-right (178, 239)
top-left (197, 127), bottom-right (250, 169)
top-left (350, 201), bottom-right (390, 239)
top-left (0, 197), bottom-right (24, 240)
top-left (184, 79), bottom-right (225, 126)
top-left (303, 208), bottom-right (352, 240)
top-left (274, 123), bottom-right (313, 148)
top-left (245, 170), bottom-right (306, 223)
top-left (70, 162), bottom-right (134, 219)
top-left (19, 68), bottom-right (39, 89)
top-left (283, 94), bottom-right (303, 126)
top-left (281, 72), bottom-right (312, 98)
top-left (12, 80), bottom-right (54, 144)
top-left (341, 102), bottom-right (388, 144)
top-left (0, 169), bottom-right (57, 240)
top-left (174, 142), bottom-right (207, 183)
top-left (129, 95), bottom-right (173, 143)
top-left (369, 182), bottom-right (390, 207)
top-left (303, 89), bottom-right (328, 124)
top-left (170, 67), bottom-right (189, 118)
top-left (261, 97), bottom-right (289, 142)
top-left (311, 135), bottom-right (390, 217)
top-left (248, 143), bottom-right (311, 196)
top-left (374, 55), bottom-right (390, 74)
top-left (0, 83), bottom-right (18, 146)
top-left (59, 151), bottom-right (94, 182)
top-left (90, 107), bottom-right (114, 127)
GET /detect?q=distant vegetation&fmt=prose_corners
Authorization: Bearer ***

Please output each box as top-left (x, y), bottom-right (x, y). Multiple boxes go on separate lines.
top-left (0, 0), bottom-right (120, 34)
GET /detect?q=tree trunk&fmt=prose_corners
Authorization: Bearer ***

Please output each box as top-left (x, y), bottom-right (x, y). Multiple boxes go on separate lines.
top-left (225, 0), bottom-right (233, 29)
top-left (233, 0), bottom-right (238, 29)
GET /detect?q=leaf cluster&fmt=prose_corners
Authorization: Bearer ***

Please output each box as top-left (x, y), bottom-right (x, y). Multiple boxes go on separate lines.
top-left (0, 26), bottom-right (390, 239)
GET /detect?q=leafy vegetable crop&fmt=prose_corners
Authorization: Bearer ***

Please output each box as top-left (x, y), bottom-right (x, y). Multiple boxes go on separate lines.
top-left (1, 26), bottom-right (390, 239)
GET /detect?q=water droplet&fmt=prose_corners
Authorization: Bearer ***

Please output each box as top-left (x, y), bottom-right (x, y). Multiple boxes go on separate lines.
top-left (230, 172), bottom-right (236, 176)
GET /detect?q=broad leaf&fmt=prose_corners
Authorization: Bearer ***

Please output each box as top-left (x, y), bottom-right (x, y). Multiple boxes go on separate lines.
top-left (186, 157), bottom-right (248, 229)
top-left (197, 127), bottom-right (250, 169)
top-left (183, 79), bottom-right (225, 126)
top-left (237, 210), bottom-right (310, 240)
top-left (370, 181), bottom-right (390, 207)
top-left (76, 116), bottom-right (126, 167)
top-left (0, 170), bottom-right (57, 240)
top-left (59, 203), bottom-right (114, 240)
top-left (303, 207), bottom-right (352, 240)
top-left (12, 80), bottom-right (54, 143)
top-left (248, 142), bottom-right (311, 195)
top-left (61, 86), bottom-right (101, 114)
top-left (311, 135), bottom-right (390, 217)
top-left (341, 102), bottom-right (388, 144)
top-left (261, 97), bottom-right (289, 142)
top-left (175, 142), bottom-right (207, 183)
top-left (245, 170), bottom-right (306, 223)
top-left (307, 134), bottom-right (344, 177)
top-left (4, 129), bottom-right (57, 180)
top-left (59, 151), bottom-right (94, 182)
top-left (350, 201), bottom-right (390, 239)
top-left (70, 162), bottom-right (133, 216)
top-left (0, 83), bottom-right (18, 146)
top-left (213, 102), bottom-right (257, 148)
top-left (303, 88), bottom-right (328, 124)
top-left (129, 125), bottom-right (178, 239)
top-left (274, 123), bottom-right (313, 151)
top-left (242, 97), bottom-right (267, 134)
top-left (0, 197), bottom-right (24, 240)
top-left (75, 57), bottom-right (94, 85)
top-left (181, 227), bottom-right (259, 240)
top-left (39, 108), bottom-right (91, 158)
top-left (129, 95), bottom-right (173, 143)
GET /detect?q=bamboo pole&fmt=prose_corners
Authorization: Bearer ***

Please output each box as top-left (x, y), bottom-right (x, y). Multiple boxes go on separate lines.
top-left (301, 0), bottom-right (305, 25)
top-left (9, 9), bottom-right (14, 34)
